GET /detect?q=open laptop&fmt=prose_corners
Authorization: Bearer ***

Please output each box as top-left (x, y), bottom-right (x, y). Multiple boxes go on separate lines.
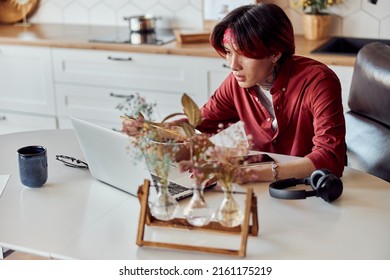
top-left (71, 117), bottom-right (204, 200)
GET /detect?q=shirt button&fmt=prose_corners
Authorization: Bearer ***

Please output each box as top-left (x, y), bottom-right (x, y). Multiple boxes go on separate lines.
top-left (282, 88), bottom-right (286, 91)
top-left (276, 106), bottom-right (279, 110)
top-left (255, 97), bottom-right (259, 102)
top-left (267, 118), bottom-right (271, 122)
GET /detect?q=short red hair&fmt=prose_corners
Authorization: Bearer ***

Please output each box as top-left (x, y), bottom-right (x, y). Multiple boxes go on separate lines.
top-left (210, 3), bottom-right (295, 61)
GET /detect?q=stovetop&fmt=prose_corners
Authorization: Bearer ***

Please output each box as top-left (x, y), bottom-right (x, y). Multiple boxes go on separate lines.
top-left (89, 29), bottom-right (176, 45)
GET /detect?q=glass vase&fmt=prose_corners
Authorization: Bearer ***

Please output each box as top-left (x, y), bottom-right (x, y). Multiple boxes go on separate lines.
top-left (143, 136), bottom-right (185, 221)
top-left (183, 181), bottom-right (214, 227)
top-left (150, 179), bottom-right (179, 221)
top-left (216, 183), bottom-right (244, 227)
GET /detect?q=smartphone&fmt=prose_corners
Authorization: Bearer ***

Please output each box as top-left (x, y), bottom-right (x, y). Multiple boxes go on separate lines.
top-left (238, 153), bottom-right (274, 166)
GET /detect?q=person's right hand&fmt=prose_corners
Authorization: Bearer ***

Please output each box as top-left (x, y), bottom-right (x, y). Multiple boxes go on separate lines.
top-left (121, 116), bottom-right (144, 137)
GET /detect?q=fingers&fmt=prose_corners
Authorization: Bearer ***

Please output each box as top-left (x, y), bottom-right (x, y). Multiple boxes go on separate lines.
top-left (121, 118), bottom-right (143, 137)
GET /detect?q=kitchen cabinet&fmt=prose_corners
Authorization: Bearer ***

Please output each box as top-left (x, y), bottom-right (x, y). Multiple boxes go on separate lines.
top-left (55, 84), bottom-right (190, 130)
top-left (199, 57), bottom-right (230, 96)
top-left (0, 45), bottom-right (57, 134)
top-left (52, 48), bottom-right (210, 130)
top-left (0, 111), bottom-right (57, 134)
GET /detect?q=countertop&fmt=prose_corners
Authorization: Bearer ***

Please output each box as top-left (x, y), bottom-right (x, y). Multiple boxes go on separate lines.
top-left (0, 23), bottom-right (356, 66)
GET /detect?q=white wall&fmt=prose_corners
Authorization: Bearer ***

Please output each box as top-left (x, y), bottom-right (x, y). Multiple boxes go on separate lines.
top-left (278, 0), bottom-right (390, 39)
top-left (29, 0), bottom-right (204, 29)
top-left (29, 0), bottom-right (390, 39)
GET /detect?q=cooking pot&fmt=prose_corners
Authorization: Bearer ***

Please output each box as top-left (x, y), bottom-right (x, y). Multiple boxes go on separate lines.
top-left (123, 15), bottom-right (162, 33)
top-left (129, 32), bottom-right (157, 45)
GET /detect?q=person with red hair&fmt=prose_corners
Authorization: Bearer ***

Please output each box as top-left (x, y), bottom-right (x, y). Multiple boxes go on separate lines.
top-left (122, 3), bottom-right (345, 183)
top-left (201, 3), bottom-right (345, 182)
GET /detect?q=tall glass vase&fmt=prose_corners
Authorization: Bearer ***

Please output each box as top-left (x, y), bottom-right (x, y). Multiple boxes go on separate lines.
top-left (150, 177), bottom-right (179, 221)
top-left (216, 182), bottom-right (244, 227)
top-left (143, 136), bottom-right (185, 221)
top-left (183, 181), bottom-right (214, 227)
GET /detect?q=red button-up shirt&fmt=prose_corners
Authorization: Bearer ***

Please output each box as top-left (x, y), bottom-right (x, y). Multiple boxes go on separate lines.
top-left (197, 55), bottom-right (346, 177)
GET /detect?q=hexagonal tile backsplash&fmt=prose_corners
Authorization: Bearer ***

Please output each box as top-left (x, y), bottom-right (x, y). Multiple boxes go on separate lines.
top-left (30, 0), bottom-right (204, 29)
top-left (29, 0), bottom-right (390, 39)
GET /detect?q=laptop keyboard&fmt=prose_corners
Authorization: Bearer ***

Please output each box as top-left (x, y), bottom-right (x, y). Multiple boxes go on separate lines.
top-left (150, 174), bottom-right (191, 198)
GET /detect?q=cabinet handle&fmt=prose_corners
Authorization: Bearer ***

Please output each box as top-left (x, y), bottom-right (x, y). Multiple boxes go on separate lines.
top-left (222, 63), bottom-right (230, 69)
top-left (0, 116), bottom-right (6, 121)
top-left (107, 56), bottom-right (132, 61)
top-left (109, 92), bottom-right (132, 99)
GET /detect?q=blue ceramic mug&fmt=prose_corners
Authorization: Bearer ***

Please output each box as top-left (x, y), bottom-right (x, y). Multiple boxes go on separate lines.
top-left (17, 145), bottom-right (48, 188)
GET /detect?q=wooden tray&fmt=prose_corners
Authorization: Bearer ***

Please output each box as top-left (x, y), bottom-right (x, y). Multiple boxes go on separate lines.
top-left (136, 179), bottom-right (259, 257)
top-left (0, 0), bottom-right (39, 24)
top-left (174, 29), bottom-right (211, 44)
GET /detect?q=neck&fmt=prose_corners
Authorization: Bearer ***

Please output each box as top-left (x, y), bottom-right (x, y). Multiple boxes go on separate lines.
top-left (259, 63), bottom-right (279, 90)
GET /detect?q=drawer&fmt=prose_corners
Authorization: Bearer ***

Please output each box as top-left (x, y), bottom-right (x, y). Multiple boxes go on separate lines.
top-left (0, 112), bottom-right (57, 134)
top-left (52, 48), bottom-right (202, 95)
top-left (55, 84), bottom-right (192, 124)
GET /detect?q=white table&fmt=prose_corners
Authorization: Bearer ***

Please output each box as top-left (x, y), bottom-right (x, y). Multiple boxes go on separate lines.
top-left (1, 129), bottom-right (389, 260)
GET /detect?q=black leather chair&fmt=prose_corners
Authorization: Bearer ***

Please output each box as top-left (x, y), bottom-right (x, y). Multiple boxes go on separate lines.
top-left (345, 42), bottom-right (390, 181)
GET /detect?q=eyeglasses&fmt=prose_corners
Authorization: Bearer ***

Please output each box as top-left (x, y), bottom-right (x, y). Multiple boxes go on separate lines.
top-left (55, 155), bottom-right (89, 169)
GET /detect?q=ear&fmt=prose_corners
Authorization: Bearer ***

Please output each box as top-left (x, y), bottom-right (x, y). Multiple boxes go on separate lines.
top-left (272, 52), bottom-right (282, 64)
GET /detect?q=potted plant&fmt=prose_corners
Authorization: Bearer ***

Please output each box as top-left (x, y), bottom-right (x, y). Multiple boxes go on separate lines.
top-left (291, 0), bottom-right (343, 40)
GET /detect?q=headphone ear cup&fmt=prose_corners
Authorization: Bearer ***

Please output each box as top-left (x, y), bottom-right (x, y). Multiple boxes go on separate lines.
top-left (310, 169), bottom-right (331, 190)
top-left (316, 174), bottom-right (343, 202)
top-left (326, 175), bottom-right (343, 202)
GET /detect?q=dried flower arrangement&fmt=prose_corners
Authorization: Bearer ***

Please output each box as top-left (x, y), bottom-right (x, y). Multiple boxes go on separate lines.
top-left (117, 92), bottom-right (251, 226)
top-left (118, 93), bottom-right (214, 178)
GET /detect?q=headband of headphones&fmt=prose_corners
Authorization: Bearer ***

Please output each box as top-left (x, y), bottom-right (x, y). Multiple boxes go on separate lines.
top-left (269, 169), bottom-right (343, 203)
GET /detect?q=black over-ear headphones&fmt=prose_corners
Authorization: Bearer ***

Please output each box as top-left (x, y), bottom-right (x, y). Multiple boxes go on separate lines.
top-left (269, 169), bottom-right (343, 203)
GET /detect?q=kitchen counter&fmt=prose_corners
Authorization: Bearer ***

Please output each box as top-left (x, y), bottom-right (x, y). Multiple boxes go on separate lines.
top-left (0, 23), bottom-right (356, 66)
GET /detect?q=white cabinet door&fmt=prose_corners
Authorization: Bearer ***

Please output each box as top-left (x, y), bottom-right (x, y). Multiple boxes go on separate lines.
top-left (199, 57), bottom-right (230, 98)
top-left (0, 111), bottom-right (56, 134)
top-left (0, 45), bottom-right (55, 115)
top-left (55, 84), bottom-right (188, 130)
